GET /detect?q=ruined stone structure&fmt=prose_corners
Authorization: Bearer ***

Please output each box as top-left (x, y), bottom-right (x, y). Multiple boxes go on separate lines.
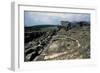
top-left (58, 21), bottom-right (71, 31)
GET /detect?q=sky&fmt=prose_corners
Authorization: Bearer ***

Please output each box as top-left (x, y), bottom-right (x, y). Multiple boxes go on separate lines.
top-left (24, 11), bottom-right (90, 27)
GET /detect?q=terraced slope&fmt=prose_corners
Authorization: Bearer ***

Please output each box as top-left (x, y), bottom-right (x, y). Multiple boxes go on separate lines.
top-left (37, 26), bottom-right (90, 61)
top-left (24, 26), bottom-right (90, 61)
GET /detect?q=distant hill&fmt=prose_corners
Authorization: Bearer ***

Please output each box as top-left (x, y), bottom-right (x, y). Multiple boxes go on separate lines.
top-left (25, 25), bottom-right (59, 32)
top-left (25, 21), bottom-right (90, 32)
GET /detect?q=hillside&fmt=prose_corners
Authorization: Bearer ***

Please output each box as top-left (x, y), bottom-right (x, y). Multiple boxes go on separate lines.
top-left (24, 22), bottom-right (90, 61)
top-left (37, 26), bottom-right (90, 60)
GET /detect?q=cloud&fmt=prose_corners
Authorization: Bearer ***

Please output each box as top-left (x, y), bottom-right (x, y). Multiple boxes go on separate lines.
top-left (24, 11), bottom-right (90, 26)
